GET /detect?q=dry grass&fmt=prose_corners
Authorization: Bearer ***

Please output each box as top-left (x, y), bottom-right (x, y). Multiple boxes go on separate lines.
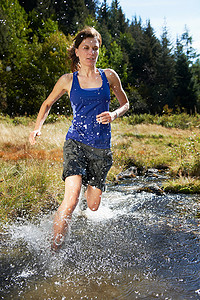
top-left (1, 117), bottom-right (200, 176)
top-left (0, 118), bottom-right (71, 161)
top-left (0, 115), bottom-right (200, 221)
top-left (111, 121), bottom-right (200, 176)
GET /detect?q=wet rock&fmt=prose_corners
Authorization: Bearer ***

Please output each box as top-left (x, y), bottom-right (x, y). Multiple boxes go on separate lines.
top-left (115, 166), bottom-right (168, 190)
top-left (116, 166), bottom-right (160, 182)
top-left (145, 168), bottom-right (160, 177)
top-left (135, 184), bottom-right (165, 195)
top-left (116, 166), bottom-right (138, 181)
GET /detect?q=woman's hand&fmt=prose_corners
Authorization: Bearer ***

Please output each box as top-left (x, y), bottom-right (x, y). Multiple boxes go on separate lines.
top-left (96, 111), bottom-right (117, 124)
top-left (29, 130), bottom-right (41, 145)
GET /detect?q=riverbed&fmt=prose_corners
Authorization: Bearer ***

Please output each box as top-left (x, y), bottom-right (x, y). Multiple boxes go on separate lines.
top-left (0, 178), bottom-right (200, 299)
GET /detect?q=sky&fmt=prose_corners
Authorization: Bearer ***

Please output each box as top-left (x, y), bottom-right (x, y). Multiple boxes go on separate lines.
top-left (107, 0), bottom-right (200, 55)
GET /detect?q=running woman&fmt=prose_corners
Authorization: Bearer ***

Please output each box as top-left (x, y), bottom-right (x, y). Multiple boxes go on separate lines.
top-left (29, 27), bottom-right (129, 250)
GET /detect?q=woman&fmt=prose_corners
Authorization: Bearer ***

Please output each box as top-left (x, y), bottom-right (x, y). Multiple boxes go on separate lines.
top-left (29, 27), bottom-right (129, 250)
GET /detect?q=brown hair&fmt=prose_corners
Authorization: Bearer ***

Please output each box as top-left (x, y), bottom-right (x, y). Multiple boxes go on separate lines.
top-left (68, 27), bottom-right (102, 72)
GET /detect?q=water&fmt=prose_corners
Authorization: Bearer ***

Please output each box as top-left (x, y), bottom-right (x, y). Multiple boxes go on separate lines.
top-left (0, 178), bottom-right (200, 299)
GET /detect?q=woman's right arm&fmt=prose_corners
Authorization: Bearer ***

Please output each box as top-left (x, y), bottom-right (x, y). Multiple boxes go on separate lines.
top-left (29, 74), bottom-right (72, 145)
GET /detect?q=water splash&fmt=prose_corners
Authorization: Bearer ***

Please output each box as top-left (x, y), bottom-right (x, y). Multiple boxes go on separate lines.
top-left (0, 180), bottom-right (200, 299)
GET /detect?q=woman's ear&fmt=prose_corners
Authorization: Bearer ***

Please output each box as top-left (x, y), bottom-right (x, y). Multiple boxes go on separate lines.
top-left (75, 48), bottom-right (79, 57)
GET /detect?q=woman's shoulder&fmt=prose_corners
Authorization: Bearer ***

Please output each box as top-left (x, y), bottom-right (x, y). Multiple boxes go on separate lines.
top-left (103, 68), bottom-right (119, 78)
top-left (57, 73), bottom-right (73, 91)
top-left (60, 73), bottom-right (73, 82)
top-left (103, 69), bottom-right (119, 85)
top-left (102, 68), bottom-right (114, 75)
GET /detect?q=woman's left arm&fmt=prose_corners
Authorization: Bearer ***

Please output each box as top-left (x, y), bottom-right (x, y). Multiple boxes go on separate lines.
top-left (96, 69), bottom-right (129, 124)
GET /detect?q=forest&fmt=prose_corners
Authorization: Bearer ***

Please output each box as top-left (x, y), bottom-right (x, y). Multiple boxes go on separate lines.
top-left (0, 0), bottom-right (200, 116)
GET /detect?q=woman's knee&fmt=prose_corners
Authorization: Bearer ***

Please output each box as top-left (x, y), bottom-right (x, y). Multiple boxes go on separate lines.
top-left (86, 186), bottom-right (102, 211)
top-left (61, 175), bottom-right (82, 212)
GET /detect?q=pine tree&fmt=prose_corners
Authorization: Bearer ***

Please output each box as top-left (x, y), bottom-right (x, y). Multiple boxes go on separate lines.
top-left (53, 0), bottom-right (88, 35)
top-left (127, 17), bottom-right (144, 83)
top-left (155, 24), bottom-right (175, 112)
top-left (174, 38), bottom-right (197, 113)
top-left (191, 59), bottom-right (200, 111)
top-left (97, 0), bottom-right (112, 50)
top-left (181, 26), bottom-right (197, 63)
top-left (98, 0), bottom-right (110, 27)
top-left (1, 0), bottom-right (199, 115)
top-left (18, 0), bottom-right (37, 13)
top-left (138, 21), bottom-right (162, 113)
top-left (108, 0), bottom-right (128, 40)
top-left (84, 0), bottom-right (98, 17)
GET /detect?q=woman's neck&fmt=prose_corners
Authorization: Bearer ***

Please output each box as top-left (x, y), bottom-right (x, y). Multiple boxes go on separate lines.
top-left (78, 66), bottom-right (97, 77)
top-left (77, 66), bottom-right (102, 89)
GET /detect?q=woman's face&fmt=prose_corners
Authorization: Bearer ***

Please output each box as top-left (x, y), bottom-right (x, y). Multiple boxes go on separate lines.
top-left (75, 37), bottom-right (100, 67)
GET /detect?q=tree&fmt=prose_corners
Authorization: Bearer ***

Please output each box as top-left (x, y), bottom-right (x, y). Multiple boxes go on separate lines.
top-left (137, 21), bottom-right (162, 113)
top-left (191, 59), bottom-right (200, 111)
top-left (98, 0), bottom-right (110, 27)
top-left (18, 0), bottom-right (37, 13)
top-left (0, 5), bottom-right (9, 58)
top-left (96, 45), bottom-right (109, 69)
top-left (154, 24), bottom-right (175, 112)
top-left (174, 38), bottom-right (197, 113)
top-left (19, 0), bottom-right (55, 18)
top-left (22, 31), bottom-right (72, 115)
top-left (0, 0), bottom-right (29, 62)
top-left (0, 0), bottom-right (73, 115)
top-left (84, 0), bottom-right (98, 17)
top-left (108, 0), bottom-right (128, 40)
top-left (0, 0), bottom-right (31, 114)
top-left (97, 0), bottom-right (112, 49)
top-left (28, 10), bottom-right (59, 43)
top-left (126, 17), bottom-right (146, 86)
top-left (53, 0), bottom-right (88, 35)
top-left (109, 41), bottom-right (125, 78)
top-left (1, 0), bottom-right (199, 116)
top-left (181, 26), bottom-right (198, 63)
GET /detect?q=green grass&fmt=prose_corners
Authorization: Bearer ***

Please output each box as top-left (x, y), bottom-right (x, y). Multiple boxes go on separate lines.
top-left (162, 177), bottom-right (200, 194)
top-left (0, 160), bottom-right (64, 222)
top-left (125, 113), bottom-right (200, 129)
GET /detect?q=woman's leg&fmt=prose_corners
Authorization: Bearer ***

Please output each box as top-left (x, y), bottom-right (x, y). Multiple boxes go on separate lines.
top-left (85, 185), bottom-right (102, 211)
top-left (52, 175), bottom-right (82, 250)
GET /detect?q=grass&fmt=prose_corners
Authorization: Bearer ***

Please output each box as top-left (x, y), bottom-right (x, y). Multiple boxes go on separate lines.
top-left (162, 176), bottom-right (200, 194)
top-left (126, 112), bottom-right (200, 129)
top-left (111, 121), bottom-right (200, 175)
top-left (0, 113), bottom-right (200, 221)
top-left (0, 159), bottom-right (64, 222)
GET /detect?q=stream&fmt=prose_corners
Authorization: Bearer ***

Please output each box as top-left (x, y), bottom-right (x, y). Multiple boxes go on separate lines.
top-left (0, 177), bottom-right (200, 300)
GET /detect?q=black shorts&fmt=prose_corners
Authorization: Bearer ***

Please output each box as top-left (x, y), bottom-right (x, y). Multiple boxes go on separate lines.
top-left (62, 139), bottom-right (113, 191)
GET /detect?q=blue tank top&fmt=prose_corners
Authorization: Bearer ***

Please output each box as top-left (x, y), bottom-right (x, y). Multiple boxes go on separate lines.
top-left (66, 69), bottom-right (111, 149)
